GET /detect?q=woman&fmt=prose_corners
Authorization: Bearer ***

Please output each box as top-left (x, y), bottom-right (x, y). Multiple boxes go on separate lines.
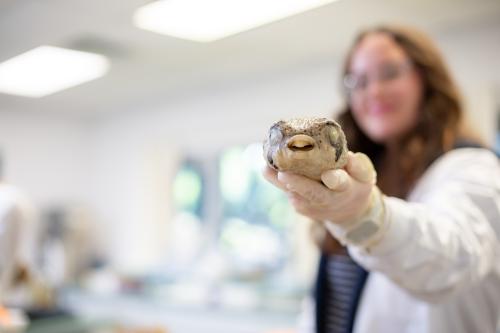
top-left (264, 25), bottom-right (500, 333)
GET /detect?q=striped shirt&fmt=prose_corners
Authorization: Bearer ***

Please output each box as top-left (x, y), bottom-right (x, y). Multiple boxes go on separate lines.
top-left (320, 253), bottom-right (368, 333)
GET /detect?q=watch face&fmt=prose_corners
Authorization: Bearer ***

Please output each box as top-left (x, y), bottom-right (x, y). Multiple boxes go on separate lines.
top-left (346, 220), bottom-right (379, 243)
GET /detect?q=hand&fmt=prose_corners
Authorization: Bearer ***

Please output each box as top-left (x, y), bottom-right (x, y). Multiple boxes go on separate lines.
top-left (263, 152), bottom-right (377, 225)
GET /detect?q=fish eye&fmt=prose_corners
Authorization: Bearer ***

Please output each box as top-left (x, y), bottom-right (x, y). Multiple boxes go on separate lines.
top-left (326, 123), bottom-right (345, 161)
top-left (269, 126), bottom-right (283, 144)
top-left (328, 125), bottom-right (339, 146)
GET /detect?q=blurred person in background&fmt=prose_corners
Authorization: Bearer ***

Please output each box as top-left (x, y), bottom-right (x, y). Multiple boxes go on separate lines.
top-left (0, 152), bottom-right (53, 327)
top-left (264, 25), bottom-right (500, 333)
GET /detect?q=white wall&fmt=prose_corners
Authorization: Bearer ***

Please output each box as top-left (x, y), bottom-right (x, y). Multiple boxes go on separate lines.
top-left (84, 116), bottom-right (181, 273)
top-left (0, 111), bottom-right (89, 208)
top-left (436, 22), bottom-right (500, 143)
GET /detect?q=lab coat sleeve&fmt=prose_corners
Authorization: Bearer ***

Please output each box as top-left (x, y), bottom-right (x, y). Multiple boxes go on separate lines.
top-left (347, 149), bottom-right (500, 303)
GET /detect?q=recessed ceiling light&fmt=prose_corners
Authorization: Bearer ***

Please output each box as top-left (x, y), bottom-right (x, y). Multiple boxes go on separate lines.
top-left (0, 46), bottom-right (110, 98)
top-left (133, 0), bottom-right (338, 42)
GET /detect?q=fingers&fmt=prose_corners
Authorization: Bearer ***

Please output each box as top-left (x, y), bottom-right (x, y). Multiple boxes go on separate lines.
top-left (346, 152), bottom-right (377, 184)
top-left (321, 169), bottom-right (351, 192)
top-left (322, 152), bottom-right (376, 188)
top-left (286, 191), bottom-right (316, 217)
top-left (277, 171), bottom-right (330, 204)
top-left (286, 191), bottom-right (307, 206)
top-left (263, 167), bottom-right (328, 208)
top-left (262, 167), bottom-right (316, 215)
top-left (262, 166), bottom-right (288, 191)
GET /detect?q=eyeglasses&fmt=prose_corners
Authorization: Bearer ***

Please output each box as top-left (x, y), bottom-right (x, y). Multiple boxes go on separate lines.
top-left (343, 60), bottom-right (414, 94)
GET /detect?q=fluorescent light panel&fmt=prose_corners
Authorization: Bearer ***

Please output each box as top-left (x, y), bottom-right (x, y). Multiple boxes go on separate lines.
top-left (133, 0), bottom-right (338, 42)
top-left (0, 46), bottom-right (110, 98)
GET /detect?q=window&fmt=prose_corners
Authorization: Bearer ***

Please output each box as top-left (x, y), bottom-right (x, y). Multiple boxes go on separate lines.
top-left (172, 161), bottom-right (204, 217)
top-left (169, 160), bottom-right (205, 273)
top-left (168, 144), bottom-right (312, 312)
top-left (218, 144), bottom-right (295, 271)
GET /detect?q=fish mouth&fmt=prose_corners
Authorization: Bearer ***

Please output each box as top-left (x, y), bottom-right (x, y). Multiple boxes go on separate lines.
top-left (287, 134), bottom-right (316, 152)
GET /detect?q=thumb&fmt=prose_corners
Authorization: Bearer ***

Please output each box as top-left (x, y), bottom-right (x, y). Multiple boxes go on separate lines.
top-left (321, 169), bottom-right (351, 192)
top-left (346, 152), bottom-right (377, 184)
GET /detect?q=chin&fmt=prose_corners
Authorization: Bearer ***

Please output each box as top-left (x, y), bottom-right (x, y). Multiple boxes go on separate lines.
top-left (365, 128), bottom-right (401, 144)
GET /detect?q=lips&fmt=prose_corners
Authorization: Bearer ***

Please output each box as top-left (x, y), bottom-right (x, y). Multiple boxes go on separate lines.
top-left (368, 103), bottom-right (394, 116)
top-left (287, 134), bottom-right (316, 152)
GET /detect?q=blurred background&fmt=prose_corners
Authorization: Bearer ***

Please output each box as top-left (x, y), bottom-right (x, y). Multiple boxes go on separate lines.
top-left (0, 0), bottom-right (499, 332)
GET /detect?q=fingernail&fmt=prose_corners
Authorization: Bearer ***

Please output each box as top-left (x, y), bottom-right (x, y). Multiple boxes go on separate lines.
top-left (328, 172), bottom-right (340, 188)
top-left (277, 172), bottom-right (286, 182)
top-left (336, 172), bottom-right (349, 188)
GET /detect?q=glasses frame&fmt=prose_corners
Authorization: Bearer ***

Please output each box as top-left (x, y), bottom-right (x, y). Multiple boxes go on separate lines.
top-left (343, 60), bottom-right (414, 96)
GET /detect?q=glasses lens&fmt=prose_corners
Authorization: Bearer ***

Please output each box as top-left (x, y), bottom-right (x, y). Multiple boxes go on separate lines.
top-left (379, 63), bottom-right (404, 81)
top-left (344, 61), bottom-right (412, 94)
top-left (343, 74), bottom-right (358, 90)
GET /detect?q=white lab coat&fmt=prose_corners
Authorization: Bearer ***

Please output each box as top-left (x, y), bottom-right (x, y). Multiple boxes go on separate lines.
top-left (0, 183), bottom-right (37, 300)
top-left (299, 148), bottom-right (500, 333)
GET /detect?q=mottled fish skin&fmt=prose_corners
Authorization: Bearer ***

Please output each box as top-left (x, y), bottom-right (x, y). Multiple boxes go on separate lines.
top-left (263, 117), bottom-right (348, 181)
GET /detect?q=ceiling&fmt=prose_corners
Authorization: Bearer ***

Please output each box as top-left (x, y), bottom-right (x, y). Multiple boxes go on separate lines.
top-left (1, 0), bottom-right (500, 119)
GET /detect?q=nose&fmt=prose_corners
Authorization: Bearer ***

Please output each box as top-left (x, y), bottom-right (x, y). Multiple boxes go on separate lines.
top-left (365, 79), bottom-right (385, 99)
top-left (287, 134), bottom-right (315, 152)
